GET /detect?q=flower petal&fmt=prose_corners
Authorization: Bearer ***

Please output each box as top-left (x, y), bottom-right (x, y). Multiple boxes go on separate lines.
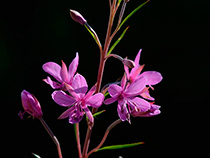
top-left (140, 71), bottom-right (163, 85)
top-left (86, 93), bottom-right (104, 108)
top-left (83, 85), bottom-right (96, 101)
top-left (69, 53), bottom-right (79, 82)
top-left (117, 100), bottom-right (130, 122)
top-left (60, 60), bottom-right (70, 83)
top-left (42, 62), bottom-right (62, 82)
top-left (104, 97), bottom-right (118, 105)
top-left (124, 76), bottom-right (147, 97)
top-left (72, 74), bottom-right (88, 98)
top-left (84, 107), bottom-right (94, 123)
top-left (130, 49), bottom-right (141, 77)
top-left (69, 110), bottom-right (84, 124)
top-left (128, 97), bottom-right (150, 112)
top-left (58, 106), bottom-right (75, 119)
top-left (52, 90), bottom-right (76, 107)
top-left (43, 76), bottom-right (62, 89)
top-left (108, 84), bottom-right (122, 98)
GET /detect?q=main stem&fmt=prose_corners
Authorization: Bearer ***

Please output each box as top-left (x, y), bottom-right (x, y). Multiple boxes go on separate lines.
top-left (39, 118), bottom-right (63, 158)
top-left (82, 1), bottom-right (117, 157)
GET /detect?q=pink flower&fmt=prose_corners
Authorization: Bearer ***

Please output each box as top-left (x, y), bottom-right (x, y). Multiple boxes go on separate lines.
top-left (124, 49), bottom-right (163, 100)
top-left (124, 49), bottom-right (162, 85)
top-left (104, 75), bottom-right (151, 123)
top-left (131, 103), bottom-right (161, 117)
top-left (52, 74), bottom-right (104, 124)
top-left (42, 53), bottom-right (79, 90)
top-left (21, 90), bottom-right (43, 119)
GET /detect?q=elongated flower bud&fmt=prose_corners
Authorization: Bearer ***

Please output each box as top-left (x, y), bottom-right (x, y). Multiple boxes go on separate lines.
top-left (70, 9), bottom-right (87, 25)
top-left (21, 90), bottom-right (43, 119)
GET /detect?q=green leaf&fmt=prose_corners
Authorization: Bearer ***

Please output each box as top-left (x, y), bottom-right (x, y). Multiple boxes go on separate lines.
top-left (84, 24), bottom-right (97, 43)
top-left (119, 0), bottom-right (150, 29)
top-left (32, 153), bottom-right (41, 158)
top-left (86, 110), bottom-right (106, 120)
top-left (93, 110), bottom-right (106, 118)
top-left (97, 142), bottom-right (144, 151)
top-left (107, 26), bottom-right (129, 55)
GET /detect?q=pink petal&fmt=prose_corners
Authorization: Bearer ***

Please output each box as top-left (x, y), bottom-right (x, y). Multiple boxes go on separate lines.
top-left (72, 74), bottom-right (88, 98)
top-left (124, 65), bottom-right (130, 80)
top-left (84, 107), bottom-right (94, 123)
top-left (104, 97), bottom-right (118, 105)
top-left (52, 90), bottom-right (76, 107)
top-left (58, 106), bottom-right (75, 119)
top-left (128, 97), bottom-right (150, 112)
top-left (69, 53), bottom-right (79, 82)
top-left (60, 60), bottom-right (70, 83)
top-left (42, 62), bottom-right (62, 82)
top-left (140, 71), bottom-right (163, 85)
top-left (121, 74), bottom-right (127, 89)
top-left (86, 93), bottom-right (104, 108)
top-left (130, 49), bottom-right (141, 77)
top-left (117, 100), bottom-right (130, 122)
top-left (108, 84), bottom-right (122, 98)
top-left (43, 76), bottom-right (62, 89)
top-left (83, 85), bottom-right (96, 100)
top-left (124, 76), bottom-right (147, 97)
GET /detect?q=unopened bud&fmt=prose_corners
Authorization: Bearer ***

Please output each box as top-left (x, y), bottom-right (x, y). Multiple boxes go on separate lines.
top-left (122, 58), bottom-right (135, 68)
top-left (70, 9), bottom-right (87, 25)
top-left (21, 90), bottom-right (43, 119)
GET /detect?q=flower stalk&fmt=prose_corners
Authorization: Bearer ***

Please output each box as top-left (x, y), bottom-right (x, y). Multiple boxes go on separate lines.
top-left (86, 119), bottom-right (122, 158)
top-left (39, 118), bottom-right (63, 158)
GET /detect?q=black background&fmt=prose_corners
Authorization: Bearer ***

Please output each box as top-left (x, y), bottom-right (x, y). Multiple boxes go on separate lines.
top-left (1, 0), bottom-right (209, 157)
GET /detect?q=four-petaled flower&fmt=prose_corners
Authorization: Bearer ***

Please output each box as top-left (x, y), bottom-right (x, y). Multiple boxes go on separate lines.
top-left (124, 49), bottom-right (163, 100)
top-left (104, 74), bottom-right (152, 123)
top-left (52, 74), bottom-right (104, 124)
top-left (42, 53), bottom-right (79, 90)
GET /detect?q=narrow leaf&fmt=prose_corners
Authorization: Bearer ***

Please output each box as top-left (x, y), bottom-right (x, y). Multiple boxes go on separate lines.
top-left (93, 110), bottom-right (106, 118)
top-left (32, 153), bottom-right (41, 158)
top-left (107, 26), bottom-right (129, 55)
top-left (84, 24), bottom-right (97, 43)
top-left (119, 0), bottom-right (150, 29)
top-left (97, 142), bottom-right (144, 151)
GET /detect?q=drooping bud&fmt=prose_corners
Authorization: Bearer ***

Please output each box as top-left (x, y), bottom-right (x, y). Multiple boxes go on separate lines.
top-left (107, 54), bottom-right (135, 68)
top-left (21, 90), bottom-right (43, 119)
top-left (122, 58), bottom-right (135, 68)
top-left (70, 9), bottom-right (87, 25)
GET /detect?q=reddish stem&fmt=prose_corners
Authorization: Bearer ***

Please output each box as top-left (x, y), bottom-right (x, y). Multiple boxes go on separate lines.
top-left (39, 118), bottom-right (63, 158)
top-left (86, 119), bottom-right (122, 158)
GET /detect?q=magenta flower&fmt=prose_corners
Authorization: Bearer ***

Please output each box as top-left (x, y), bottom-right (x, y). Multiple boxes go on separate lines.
top-left (52, 74), bottom-right (104, 124)
top-left (124, 49), bottom-right (162, 85)
top-left (124, 49), bottom-right (162, 100)
top-left (42, 53), bottom-right (79, 90)
top-left (131, 103), bottom-right (161, 117)
top-left (21, 90), bottom-right (43, 119)
top-left (104, 75), bottom-right (151, 123)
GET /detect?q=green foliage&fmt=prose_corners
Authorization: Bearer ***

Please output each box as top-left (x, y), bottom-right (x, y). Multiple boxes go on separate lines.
top-left (119, 0), bottom-right (150, 29)
top-left (107, 26), bottom-right (130, 55)
top-left (97, 142), bottom-right (144, 151)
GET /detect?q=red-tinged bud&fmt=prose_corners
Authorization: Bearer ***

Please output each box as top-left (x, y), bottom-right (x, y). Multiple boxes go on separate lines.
top-left (122, 58), bottom-right (135, 68)
top-left (107, 54), bottom-right (135, 68)
top-left (21, 90), bottom-right (43, 119)
top-left (70, 9), bottom-right (87, 25)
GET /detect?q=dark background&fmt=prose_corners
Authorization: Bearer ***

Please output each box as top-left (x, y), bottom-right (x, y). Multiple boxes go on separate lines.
top-left (1, 0), bottom-right (209, 157)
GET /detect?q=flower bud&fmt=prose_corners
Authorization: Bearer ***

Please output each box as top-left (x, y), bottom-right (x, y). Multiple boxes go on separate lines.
top-left (21, 90), bottom-right (43, 119)
top-left (70, 9), bottom-right (87, 25)
top-left (122, 58), bottom-right (135, 68)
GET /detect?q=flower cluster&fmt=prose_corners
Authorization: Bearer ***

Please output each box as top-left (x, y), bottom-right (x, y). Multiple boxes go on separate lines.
top-left (42, 53), bottom-right (104, 124)
top-left (19, 2), bottom-right (163, 157)
top-left (104, 49), bottom-right (162, 123)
